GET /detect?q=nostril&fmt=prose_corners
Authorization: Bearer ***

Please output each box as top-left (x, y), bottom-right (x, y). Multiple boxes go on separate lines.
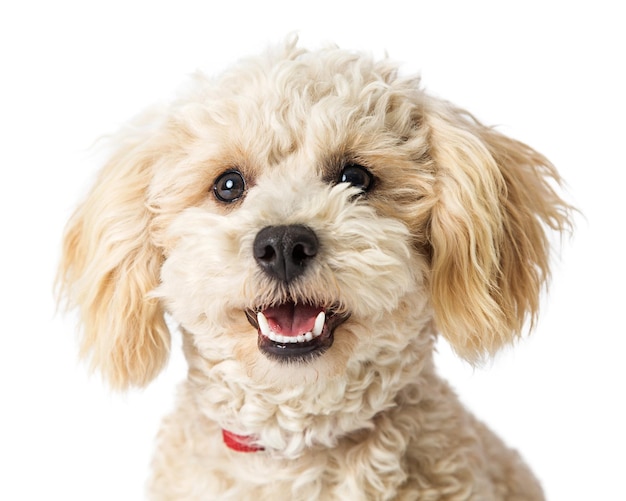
top-left (292, 239), bottom-right (317, 264)
top-left (257, 245), bottom-right (276, 262)
top-left (292, 243), bottom-right (308, 263)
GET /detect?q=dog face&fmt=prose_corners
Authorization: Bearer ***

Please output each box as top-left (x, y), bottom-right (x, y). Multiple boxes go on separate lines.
top-left (152, 55), bottom-right (436, 389)
top-left (155, 133), bottom-right (430, 389)
top-left (59, 41), bottom-right (570, 400)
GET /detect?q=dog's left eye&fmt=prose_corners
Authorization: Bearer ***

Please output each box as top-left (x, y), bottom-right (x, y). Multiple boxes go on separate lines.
top-left (339, 164), bottom-right (373, 192)
top-left (213, 170), bottom-right (246, 202)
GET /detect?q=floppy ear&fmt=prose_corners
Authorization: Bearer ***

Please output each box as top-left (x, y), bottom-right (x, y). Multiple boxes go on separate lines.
top-left (58, 126), bottom-right (169, 389)
top-left (426, 102), bottom-right (571, 362)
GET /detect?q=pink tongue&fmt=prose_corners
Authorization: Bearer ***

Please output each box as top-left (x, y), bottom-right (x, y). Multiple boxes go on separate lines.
top-left (263, 303), bottom-right (323, 337)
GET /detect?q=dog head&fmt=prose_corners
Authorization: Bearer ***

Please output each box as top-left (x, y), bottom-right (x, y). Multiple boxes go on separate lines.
top-left (58, 41), bottom-right (571, 400)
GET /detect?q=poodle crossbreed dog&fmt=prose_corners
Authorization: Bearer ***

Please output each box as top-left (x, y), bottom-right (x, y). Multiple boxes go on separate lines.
top-left (59, 40), bottom-right (571, 500)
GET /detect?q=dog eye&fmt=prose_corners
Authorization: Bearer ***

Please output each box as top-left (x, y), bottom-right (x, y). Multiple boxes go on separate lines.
top-left (213, 170), bottom-right (246, 202)
top-left (339, 164), bottom-right (373, 192)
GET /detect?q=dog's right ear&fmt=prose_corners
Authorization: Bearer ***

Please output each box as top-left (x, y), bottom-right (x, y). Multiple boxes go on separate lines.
top-left (57, 120), bottom-right (170, 390)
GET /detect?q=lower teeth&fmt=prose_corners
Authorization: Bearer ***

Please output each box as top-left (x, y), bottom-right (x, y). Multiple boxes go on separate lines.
top-left (268, 332), bottom-right (315, 344)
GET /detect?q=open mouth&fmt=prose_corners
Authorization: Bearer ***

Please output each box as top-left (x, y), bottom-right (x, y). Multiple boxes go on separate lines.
top-left (245, 301), bottom-right (350, 361)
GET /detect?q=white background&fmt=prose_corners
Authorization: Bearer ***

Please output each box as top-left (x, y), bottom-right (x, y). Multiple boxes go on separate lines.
top-left (1, 1), bottom-right (624, 499)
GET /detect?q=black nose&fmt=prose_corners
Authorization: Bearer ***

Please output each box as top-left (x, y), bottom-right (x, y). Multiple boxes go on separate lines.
top-left (253, 225), bottom-right (319, 283)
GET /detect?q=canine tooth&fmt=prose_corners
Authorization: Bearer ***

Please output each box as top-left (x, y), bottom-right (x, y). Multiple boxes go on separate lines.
top-left (313, 312), bottom-right (325, 337)
top-left (257, 312), bottom-right (271, 336)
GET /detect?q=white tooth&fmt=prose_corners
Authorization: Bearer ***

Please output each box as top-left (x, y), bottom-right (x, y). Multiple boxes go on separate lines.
top-left (257, 312), bottom-right (271, 337)
top-left (296, 334), bottom-right (306, 343)
top-left (313, 312), bottom-right (325, 337)
top-left (303, 332), bottom-right (313, 342)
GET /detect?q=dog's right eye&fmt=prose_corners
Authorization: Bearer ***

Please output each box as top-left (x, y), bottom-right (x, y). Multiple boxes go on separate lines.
top-left (213, 170), bottom-right (246, 203)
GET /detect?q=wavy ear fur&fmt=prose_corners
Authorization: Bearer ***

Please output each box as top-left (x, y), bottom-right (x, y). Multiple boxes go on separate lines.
top-left (57, 123), bottom-right (170, 389)
top-left (426, 103), bottom-right (571, 362)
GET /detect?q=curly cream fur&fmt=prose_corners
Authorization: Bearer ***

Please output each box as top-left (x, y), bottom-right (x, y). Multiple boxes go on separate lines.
top-left (58, 38), bottom-right (571, 499)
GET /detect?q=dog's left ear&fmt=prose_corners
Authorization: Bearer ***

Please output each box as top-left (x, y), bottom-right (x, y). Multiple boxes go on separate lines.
top-left (425, 102), bottom-right (572, 362)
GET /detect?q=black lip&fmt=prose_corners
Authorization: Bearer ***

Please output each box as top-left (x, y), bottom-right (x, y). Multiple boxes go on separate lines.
top-left (259, 333), bottom-right (332, 360)
top-left (245, 307), bottom-right (350, 362)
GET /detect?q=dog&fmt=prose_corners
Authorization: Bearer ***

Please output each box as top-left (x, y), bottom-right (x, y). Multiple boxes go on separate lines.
top-left (58, 39), bottom-right (571, 500)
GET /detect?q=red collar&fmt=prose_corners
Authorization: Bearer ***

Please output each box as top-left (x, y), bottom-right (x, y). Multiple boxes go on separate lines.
top-left (222, 429), bottom-right (264, 453)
